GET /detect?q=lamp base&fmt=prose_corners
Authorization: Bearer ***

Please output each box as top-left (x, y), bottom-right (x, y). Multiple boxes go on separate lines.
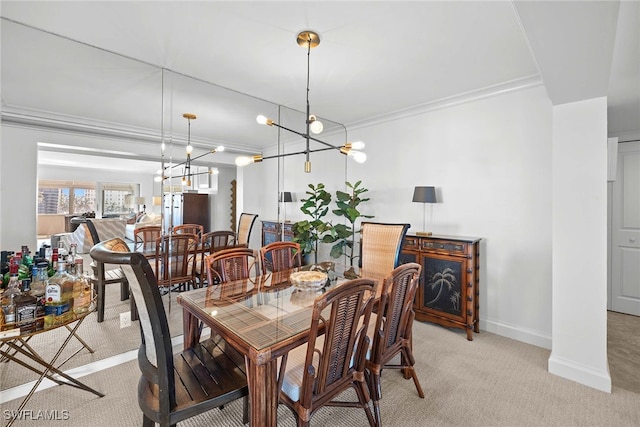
top-left (416, 231), bottom-right (433, 236)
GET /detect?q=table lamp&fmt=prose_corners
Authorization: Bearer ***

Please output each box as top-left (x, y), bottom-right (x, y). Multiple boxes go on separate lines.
top-left (279, 191), bottom-right (293, 225)
top-left (412, 186), bottom-right (437, 236)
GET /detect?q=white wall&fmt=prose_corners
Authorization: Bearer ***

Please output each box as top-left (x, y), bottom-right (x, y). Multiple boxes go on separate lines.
top-left (1, 125), bottom-right (40, 250)
top-left (548, 97), bottom-right (611, 392)
top-left (244, 85), bottom-right (555, 347)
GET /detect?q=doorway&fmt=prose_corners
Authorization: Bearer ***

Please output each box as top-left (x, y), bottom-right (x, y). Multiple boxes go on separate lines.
top-left (609, 140), bottom-right (640, 315)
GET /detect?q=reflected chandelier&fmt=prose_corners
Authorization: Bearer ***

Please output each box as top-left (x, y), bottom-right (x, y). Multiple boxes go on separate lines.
top-left (157, 113), bottom-right (224, 186)
top-left (235, 30), bottom-right (366, 173)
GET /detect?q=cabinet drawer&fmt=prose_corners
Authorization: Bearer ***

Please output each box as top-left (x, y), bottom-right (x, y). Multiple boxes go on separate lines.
top-left (403, 236), bottom-right (420, 251)
top-left (421, 240), bottom-right (467, 254)
top-left (262, 221), bottom-right (279, 232)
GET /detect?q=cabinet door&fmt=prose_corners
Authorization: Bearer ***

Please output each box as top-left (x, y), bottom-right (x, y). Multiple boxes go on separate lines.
top-left (283, 223), bottom-right (294, 242)
top-left (418, 252), bottom-right (466, 321)
top-left (262, 221), bottom-right (279, 247)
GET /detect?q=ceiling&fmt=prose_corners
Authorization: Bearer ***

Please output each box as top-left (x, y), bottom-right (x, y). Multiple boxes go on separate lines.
top-left (1, 1), bottom-right (638, 173)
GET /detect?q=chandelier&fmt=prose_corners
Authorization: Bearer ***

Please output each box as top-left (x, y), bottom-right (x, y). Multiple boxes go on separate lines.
top-left (235, 30), bottom-right (366, 173)
top-left (155, 113), bottom-right (224, 186)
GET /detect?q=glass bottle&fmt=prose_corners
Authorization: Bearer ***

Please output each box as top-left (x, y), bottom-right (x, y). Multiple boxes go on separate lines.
top-left (1, 264), bottom-right (21, 329)
top-left (30, 261), bottom-right (48, 330)
top-left (67, 243), bottom-right (78, 276)
top-left (73, 271), bottom-right (92, 314)
top-left (51, 248), bottom-right (59, 272)
top-left (45, 260), bottom-right (74, 320)
top-left (14, 279), bottom-right (37, 333)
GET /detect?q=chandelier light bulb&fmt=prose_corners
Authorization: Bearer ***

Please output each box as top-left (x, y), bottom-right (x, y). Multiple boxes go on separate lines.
top-left (348, 150), bottom-right (367, 164)
top-left (215, 145), bottom-right (225, 152)
top-left (154, 175), bottom-right (162, 183)
top-left (350, 141), bottom-right (366, 150)
top-left (235, 156), bottom-right (253, 167)
top-left (256, 115), bottom-right (268, 125)
top-left (309, 118), bottom-right (323, 134)
top-left (186, 144), bottom-right (193, 154)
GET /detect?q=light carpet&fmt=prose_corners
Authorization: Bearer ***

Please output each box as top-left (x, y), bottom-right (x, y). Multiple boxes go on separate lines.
top-left (3, 314), bottom-right (640, 426)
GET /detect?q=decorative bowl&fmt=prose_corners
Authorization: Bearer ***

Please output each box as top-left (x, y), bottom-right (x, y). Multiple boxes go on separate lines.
top-left (289, 270), bottom-right (328, 289)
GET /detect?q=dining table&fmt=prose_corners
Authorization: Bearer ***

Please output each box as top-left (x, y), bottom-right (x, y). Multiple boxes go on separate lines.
top-left (177, 264), bottom-right (385, 427)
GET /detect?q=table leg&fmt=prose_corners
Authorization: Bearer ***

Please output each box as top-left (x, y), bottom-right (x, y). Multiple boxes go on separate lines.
top-left (246, 355), bottom-right (278, 427)
top-left (182, 309), bottom-right (200, 350)
top-left (2, 317), bottom-right (103, 427)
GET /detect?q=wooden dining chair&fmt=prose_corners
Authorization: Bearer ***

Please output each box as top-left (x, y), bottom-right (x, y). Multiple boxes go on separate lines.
top-left (278, 278), bottom-right (377, 427)
top-left (205, 247), bottom-right (260, 285)
top-left (196, 230), bottom-right (238, 286)
top-left (153, 233), bottom-right (198, 292)
top-left (173, 223), bottom-right (204, 242)
top-left (89, 238), bottom-right (249, 427)
top-left (360, 222), bottom-right (410, 278)
top-left (134, 225), bottom-right (162, 252)
top-left (260, 241), bottom-right (301, 272)
top-left (366, 262), bottom-right (424, 426)
top-left (236, 213), bottom-right (258, 247)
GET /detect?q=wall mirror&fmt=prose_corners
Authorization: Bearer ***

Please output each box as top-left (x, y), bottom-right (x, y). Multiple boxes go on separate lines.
top-left (3, 17), bottom-right (347, 252)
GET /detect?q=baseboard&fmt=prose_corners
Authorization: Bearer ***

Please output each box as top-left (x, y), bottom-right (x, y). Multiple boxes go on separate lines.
top-left (548, 353), bottom-right (612, 393)
top-left (480, 318), bottom-right (552, 350)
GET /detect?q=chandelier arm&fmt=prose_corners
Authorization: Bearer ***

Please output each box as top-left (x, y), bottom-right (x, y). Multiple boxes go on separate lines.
top-left (164, 169), bottom-right (212, 180)
top-left (164, 149), bottom-right (219, 170)
top-left (269, 121), bottom-right (341, 150)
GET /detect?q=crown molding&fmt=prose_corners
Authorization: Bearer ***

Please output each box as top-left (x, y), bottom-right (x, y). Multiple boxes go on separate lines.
top-left (345, 74), bottom-right (544, 131)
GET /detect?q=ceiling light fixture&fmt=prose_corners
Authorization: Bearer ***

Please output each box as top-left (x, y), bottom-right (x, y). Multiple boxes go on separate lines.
top-left (159, 113), bottom-right (224, 186)
top-left (235, 30), bottom-right (366, 173)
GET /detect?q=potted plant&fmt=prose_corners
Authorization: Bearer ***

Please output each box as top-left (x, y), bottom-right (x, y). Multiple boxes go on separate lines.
top-left (292, 183), bottom-right (333, 264)
top-left (327, 180), bottom-right (374, 277)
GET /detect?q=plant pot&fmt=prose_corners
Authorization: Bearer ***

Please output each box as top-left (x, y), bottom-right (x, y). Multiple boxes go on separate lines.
top-left (343, 266), bottom-right (358, 279)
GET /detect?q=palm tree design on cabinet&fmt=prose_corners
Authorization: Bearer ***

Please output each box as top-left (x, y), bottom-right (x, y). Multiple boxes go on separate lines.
top-left (426, 267), bottom-right (460, 314)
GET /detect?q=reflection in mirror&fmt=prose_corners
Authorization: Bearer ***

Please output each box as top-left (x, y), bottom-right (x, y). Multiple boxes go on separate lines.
top-left (161, 70), bottom-right (280, 236)
top-left (2, 17), bottom-right (350, 256)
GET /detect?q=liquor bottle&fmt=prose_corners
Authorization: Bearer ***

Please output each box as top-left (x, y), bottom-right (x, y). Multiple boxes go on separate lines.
top-left (57, 240), bottom-right (68, 263)
top-left (30, 261), bottom-right (48, 330)
top-left (1, 264), bottom-right (21, 329)
top-left (45, 260), bottom-right (74, 319)
top-left (67, 243), bottom-right (78, 276)
top-left (14, 279), bottom-right (37, 333)
top-left (73, 271), bottom-right (92, 314)
top-left (31, 261), bottom-right (48, 296)
top-left (51, 249), bottom-right (59, 272)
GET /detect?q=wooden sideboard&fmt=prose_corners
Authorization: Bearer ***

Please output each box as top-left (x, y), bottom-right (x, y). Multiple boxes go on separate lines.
top-left (261, 220), bottom-right (294, 246)
top-left (400, 234), bottom-right (481, 340)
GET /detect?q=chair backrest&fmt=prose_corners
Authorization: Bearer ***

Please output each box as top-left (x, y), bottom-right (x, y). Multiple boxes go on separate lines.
top-left (134, 225), bottom-right (162, 251)
top-left (90, 238), bottom-right (177, 413)
top-left (236, 213), bottom-right (258, 247)
top-left (155, 233), bottom-right (197, 287)
top-left (85, 219), bottom-right (101, 245)
top-left (360, 222), bottom-right (410, 277)
top-left (370, 262), bottom-right (422, 365)
top-left (174, 224), bottom-right (204, 242)
top-left (205, 247), bottom-right (260, 284)
top-left (300, 278), bottom-right (375, 405)
top-left (260, 241), bottom-right (301, 272)
top-left (202, 230), bottom-right (237, 254)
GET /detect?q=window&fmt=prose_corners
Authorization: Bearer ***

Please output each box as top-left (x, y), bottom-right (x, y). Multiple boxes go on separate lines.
top-left (38, 181), bottom-right (95, 215)
top-left (37, 180), bottom-right (137, 216)
top-left (101, 183), bottom-right (137, 215)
